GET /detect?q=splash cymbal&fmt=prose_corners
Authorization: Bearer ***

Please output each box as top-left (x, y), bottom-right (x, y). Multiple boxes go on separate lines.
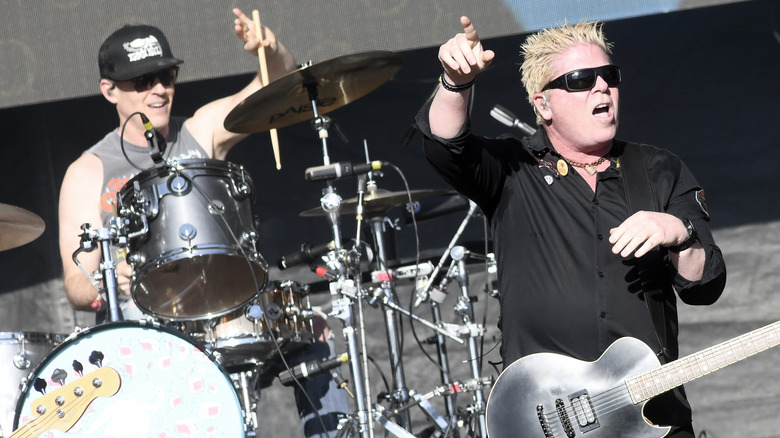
top-left (0, 203), bottom-right (45, 251)
top-left (300, 189), bottom-right (452, 217)
top-left (224, 51), bottom-right (403, 133)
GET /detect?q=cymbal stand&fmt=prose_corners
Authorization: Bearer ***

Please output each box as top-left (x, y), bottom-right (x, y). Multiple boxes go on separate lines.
top-left (365, 213), bottom-right (412, 432)
top-left (72, 215), bottom-right (145, 322)
top-left (305, 81), bottom-right (373, 438)
top-left (445, 247), bottom-right (490, 438)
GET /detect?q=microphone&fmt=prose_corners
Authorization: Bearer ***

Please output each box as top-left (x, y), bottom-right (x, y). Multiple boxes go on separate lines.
top-left (490, 104), bottom-right (537, 136)
top-left (278, 353), bottom-right (349, 386)
top-left (450, 245), bottom-right (490, 262)
top-left (139, 113), bottom-right (167, 164)
top-left (305, 161), bottom-right (385, 182)
top-left (277, 241), bottom-right (337, 270)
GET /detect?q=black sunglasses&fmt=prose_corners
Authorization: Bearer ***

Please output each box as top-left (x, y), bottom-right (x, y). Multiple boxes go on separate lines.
top-left (542, 64), bottom-right (621, 92)
top-left (128, 66), bottom-right (180, 92)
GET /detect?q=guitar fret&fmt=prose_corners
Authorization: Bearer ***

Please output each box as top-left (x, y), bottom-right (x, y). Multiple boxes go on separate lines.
top-left (624, 322), bottom-right (780, 405)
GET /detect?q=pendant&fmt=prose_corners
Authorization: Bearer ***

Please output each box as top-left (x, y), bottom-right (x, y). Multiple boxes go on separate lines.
top-left (585, 165), bottom-right (597, 176)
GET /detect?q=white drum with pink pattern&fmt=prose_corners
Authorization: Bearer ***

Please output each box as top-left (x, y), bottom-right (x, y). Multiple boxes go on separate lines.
top-left (13, 321), bottom-right (245, 437)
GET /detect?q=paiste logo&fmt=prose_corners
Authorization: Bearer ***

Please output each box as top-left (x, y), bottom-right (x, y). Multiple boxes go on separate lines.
top-left (123, 35), bottom-right (163, 62)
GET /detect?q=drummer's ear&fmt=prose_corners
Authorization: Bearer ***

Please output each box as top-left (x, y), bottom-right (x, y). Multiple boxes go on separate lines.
top-left (100, 79), bottom-right (118, 103)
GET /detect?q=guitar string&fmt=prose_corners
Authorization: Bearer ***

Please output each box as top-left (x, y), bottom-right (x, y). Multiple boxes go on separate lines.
top-left (541, 384), bottom-right (631, 426)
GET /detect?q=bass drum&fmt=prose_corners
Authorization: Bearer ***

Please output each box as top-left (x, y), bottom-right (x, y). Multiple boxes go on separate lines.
top-left (0, 332), bottom-right (65, 438)
top-left (119, 159), bottom-right (267, 321)
top-left (13, 321), bottom-right (245, 437)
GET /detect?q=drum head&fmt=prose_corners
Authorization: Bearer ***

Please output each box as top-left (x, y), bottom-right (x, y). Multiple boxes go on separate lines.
top-left (13, 322), bottom-right (245, 436)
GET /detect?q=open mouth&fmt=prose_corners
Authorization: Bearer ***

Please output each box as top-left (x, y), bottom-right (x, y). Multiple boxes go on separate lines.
top-left (593, 104), bottom-right (609, 116)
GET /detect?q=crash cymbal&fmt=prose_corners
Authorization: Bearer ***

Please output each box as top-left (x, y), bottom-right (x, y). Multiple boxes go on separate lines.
top-left (300, 189), bottom-right (453, 217)
top-left (0, 203), bottom-right (45, 251)
top-left (224, 51), bottom-right (403, 133)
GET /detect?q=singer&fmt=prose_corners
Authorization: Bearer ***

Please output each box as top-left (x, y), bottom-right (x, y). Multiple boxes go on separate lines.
top-left (416, 17), bottom-right (726, 437)
top-left (56, 11), bottom-right (348, 438)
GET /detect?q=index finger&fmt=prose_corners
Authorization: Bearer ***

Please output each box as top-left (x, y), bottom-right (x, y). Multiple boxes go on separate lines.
top-left (460, 16), bottom-right (480, 44)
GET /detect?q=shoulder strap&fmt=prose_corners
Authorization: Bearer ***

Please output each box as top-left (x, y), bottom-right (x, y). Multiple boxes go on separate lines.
top-left (619, 141), bottom-right (672, 361)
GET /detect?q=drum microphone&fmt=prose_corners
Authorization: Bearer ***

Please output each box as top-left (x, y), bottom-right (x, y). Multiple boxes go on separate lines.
top-left (140, 113), bottom-right (167, 164)
top-left (278, 352), bottom-right (349, 386)
top-left (450, 245), bottom-right (490, 262)
top-left (489, 104), bottom-right (537, 136)
top-left (304, 161), bottom-right (386, 182)
top-left (277, 240), bottom-right (338, 270)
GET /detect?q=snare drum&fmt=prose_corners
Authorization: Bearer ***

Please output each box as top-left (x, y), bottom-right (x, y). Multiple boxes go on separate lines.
top-left (119, 159), bottom-right (267, 321)
top-left (198, 280), bottom-right (315, 370)
top-left (0, 332), bottom-right (65, 437)
top-left (13, 321), bottom-right (245, 437)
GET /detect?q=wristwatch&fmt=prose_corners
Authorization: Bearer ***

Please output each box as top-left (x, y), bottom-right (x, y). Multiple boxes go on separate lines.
top-left (668, 218), bottom-right (698, 253)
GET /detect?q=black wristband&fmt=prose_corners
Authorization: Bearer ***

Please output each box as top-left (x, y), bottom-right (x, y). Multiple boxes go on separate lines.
top-left (668, 218), bottom-right (698, 253)
top-left (440, 73), bottom-right (474, 92)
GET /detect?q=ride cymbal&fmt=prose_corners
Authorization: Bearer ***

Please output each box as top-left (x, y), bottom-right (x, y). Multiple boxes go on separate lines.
top-left (224, 51), bottom-right (403, 134)
top-left (299, 189), bottom-right (452, 217)
top-left (0, 203), bottom-right (45, 252)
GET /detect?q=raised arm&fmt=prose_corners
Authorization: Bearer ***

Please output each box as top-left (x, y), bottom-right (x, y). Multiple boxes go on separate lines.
top-left (429, 16), bottom-right (494, 139)
top-left (185, 8), bottom-right (297, 159)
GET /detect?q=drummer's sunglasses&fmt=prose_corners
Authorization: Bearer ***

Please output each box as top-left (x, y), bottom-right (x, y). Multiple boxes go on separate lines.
top-left (129, 66), bottom-right (180, 92)
top-left (542, 64), bottom-right (621, 92)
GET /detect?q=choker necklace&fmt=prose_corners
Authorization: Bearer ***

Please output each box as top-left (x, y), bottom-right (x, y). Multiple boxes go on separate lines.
top-left (564, 154), bottom-right (609, 176)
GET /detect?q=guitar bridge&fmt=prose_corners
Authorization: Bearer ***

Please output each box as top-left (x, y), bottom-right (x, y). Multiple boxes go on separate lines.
top-left (569, 389), bottom-right (599, 433)
top-left (536, 405), bottom-right (554, 438)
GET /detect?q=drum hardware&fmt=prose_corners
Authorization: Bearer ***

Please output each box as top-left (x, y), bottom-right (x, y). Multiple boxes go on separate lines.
top-left (231, 370), bottom-right (260, 436)
top-left (0, 203), bottom-right (45, 252)
top-left (73, 215), bottom-right (144, 322)
top-left (425, 247), bottom-right (491, 438)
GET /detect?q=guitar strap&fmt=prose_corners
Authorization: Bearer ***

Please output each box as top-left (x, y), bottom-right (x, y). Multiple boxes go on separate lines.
top-left (618, 141), bottom-right (672, 362)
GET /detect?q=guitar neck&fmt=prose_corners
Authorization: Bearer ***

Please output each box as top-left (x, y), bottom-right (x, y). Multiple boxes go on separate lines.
top-left (626, 321), bottom-right (780, 403)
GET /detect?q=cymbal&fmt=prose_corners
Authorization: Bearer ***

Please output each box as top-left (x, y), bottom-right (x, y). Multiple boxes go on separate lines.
top-left (300, 189), bottom-right (452, 217)
top-left (224, 51), bottom-right (403, 133)
top-left (0, 203), bottom-right (45, 252)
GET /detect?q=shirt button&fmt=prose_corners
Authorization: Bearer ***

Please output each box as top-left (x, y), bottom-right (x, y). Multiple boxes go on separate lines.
top-left (597, 234), bottom-right (604, 240)
top-left (593, 199), bottom-right (600, 205)
top-left (600, 311), bottom-right (607, 318)
top-left (597, 271), bottom-right (604, 278)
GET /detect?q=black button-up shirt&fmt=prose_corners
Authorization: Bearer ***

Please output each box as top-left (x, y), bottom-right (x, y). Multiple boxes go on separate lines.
top-left (417, 100), bottom-right (726, 427)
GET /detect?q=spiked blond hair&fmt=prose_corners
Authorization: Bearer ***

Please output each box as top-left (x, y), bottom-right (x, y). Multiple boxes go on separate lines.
top-left (520, 21), bottom-right (613, 124)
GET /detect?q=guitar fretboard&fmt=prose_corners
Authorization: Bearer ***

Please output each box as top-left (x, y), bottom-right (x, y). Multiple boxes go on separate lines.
top-left (625, 321), bottom-right (780, 403)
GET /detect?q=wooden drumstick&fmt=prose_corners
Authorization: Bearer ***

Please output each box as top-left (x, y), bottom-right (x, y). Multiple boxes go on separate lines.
top-left (252, 9), bottom-right (282, 170)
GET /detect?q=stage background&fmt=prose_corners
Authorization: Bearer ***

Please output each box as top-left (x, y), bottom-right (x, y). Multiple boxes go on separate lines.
top-left (1, 0), bottom-right (779, 437)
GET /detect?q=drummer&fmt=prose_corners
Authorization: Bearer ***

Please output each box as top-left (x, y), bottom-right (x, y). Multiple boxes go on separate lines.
top-left (58, 9), bottom-right (348, 437)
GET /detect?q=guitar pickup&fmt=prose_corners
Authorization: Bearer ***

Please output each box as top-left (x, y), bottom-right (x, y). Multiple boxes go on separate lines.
top-left (569, 389), bottom-right (599, 433)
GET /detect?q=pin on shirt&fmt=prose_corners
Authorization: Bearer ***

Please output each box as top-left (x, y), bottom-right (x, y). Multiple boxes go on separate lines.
top-left (536, 158), bottom-right (560, 185)
top-left (556, 159), bottom-right (569, 177)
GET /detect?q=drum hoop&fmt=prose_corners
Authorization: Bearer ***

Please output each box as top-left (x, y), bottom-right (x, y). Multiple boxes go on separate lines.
top-left (119, 159), bottom-right (250, 193)
top-left (12, 320), bottom-right (236, 431)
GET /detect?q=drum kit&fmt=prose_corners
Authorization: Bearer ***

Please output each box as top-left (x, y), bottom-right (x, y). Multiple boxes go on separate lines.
top-left (1, 51), bottom-right (497, 438)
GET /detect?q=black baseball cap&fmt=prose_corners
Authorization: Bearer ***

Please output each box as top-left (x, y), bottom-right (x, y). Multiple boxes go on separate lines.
top-left (98, 25), bottom-right (183, 81)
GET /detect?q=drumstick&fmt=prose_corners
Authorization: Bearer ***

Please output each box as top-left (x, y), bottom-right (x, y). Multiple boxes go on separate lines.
top-left (252, 9), bottom-right (282, 170)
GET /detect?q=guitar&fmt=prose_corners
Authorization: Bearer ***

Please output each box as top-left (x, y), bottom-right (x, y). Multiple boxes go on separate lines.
top-left (11, 367), bottom-right (121, 437)
top-left (485, 321), bottom-right (780, 438)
